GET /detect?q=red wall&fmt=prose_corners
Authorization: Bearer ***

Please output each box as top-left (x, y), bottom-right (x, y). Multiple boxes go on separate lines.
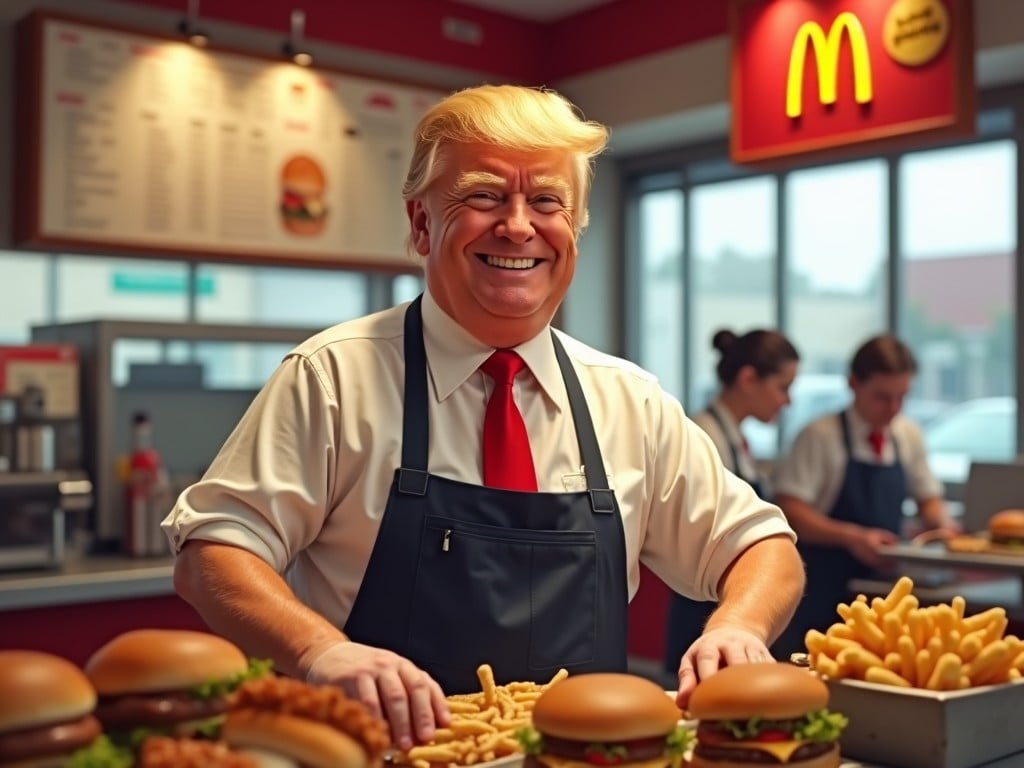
top-left (110, 0), bottom-right (728, 83)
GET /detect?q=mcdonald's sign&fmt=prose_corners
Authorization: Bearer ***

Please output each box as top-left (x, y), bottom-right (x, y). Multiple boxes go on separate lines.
top-left (730, 0), bottom-right (974, 165)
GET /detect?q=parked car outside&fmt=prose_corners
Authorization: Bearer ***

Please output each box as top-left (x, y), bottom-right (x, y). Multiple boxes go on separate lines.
top-left (923, 397), bottom-right (1016, 486)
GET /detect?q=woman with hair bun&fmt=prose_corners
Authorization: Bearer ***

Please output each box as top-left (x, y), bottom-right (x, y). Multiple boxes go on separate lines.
top-left (663, 328), bottom-right (800, 677)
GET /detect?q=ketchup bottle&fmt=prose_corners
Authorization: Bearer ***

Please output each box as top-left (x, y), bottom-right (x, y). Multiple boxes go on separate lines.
top-left (122, 411), bottom-right (171, 556)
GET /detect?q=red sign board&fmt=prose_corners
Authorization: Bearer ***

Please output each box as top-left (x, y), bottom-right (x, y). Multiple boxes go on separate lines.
top-left (730, 0), bottom-right (975, 165)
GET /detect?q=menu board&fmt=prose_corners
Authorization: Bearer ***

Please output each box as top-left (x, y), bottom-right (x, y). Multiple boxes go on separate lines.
top-left (15, 13), bottom-right (445, 269)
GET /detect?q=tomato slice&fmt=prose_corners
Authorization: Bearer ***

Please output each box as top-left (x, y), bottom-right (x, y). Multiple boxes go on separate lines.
top-left (753, 729), bottom-right (791, 742)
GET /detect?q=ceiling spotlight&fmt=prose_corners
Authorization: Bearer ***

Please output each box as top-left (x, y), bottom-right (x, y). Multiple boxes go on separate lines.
top-left (177, 0), bottom-right (208, 47)
top-left (283, 9), bottom-right (313, 66)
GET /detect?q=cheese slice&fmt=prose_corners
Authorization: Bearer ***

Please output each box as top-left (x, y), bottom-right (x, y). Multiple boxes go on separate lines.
top-left (535, 753), bottom-right (676, 768)
top-left (720, 738), bottom-right (807, 762)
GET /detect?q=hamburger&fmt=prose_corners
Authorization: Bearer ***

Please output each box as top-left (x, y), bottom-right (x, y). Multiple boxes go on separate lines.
top-left (518, 673), bottom-right (692, 768)
top-left (988, 509), bottom-right (1024, 550)
top-left (0, 650), bottom-right (106, 767)
top-left (84, 629), bottom-right (270, 744)
top-left (219, 676), bottom-right (392, 768)
top-left (687, 662), bottom-right (847, 768)
top-left (280, 154), bottom-right (327, 235)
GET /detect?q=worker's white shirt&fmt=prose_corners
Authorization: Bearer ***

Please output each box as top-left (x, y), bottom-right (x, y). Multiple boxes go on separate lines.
top-left (691, 398), bottom-right (760, 483)
top-left (773, 407), bottom-right (944, 515)
top-left (163, 290), bottom-right (795, 628)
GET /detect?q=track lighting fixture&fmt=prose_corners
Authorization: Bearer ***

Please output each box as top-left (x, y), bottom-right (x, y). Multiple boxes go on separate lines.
top-left (283, 9), bottom-right (313, 66)
top-left (177, 0), bottom-right (208, 47)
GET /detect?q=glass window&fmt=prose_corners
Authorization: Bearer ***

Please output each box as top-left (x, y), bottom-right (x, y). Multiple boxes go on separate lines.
top-left (900, 140), bottom-right (1018, 483)
top-left (633, 188), bottom-right (685, 398)
top-left (393, 273), bottom-right (424, 304)
top-left (56, 256), bottom-right (189, 322)
top-left (688, 176), bottom-right (778, 455)
top-left (195, 264), bottom-right (368, 327)
top-left (783, 159), bottom-right (888, 446)
top-left (0, 251), bottom-right (49, 343)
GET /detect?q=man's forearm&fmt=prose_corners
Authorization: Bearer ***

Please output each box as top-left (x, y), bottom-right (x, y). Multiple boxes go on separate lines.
top-left (173, 540), bottom-right (347, 678)
top-left (705, 535), bottom-right (806, 645)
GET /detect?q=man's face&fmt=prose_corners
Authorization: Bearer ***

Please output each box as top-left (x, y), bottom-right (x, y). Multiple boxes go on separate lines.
top-left (850, 372), bottom-right (913, 428)
top-left (407, 142), bottom-right (578, 348)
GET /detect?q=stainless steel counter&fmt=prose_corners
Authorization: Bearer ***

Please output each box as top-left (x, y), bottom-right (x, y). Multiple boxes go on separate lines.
top-left (0, 555), bottom-right (174, 610)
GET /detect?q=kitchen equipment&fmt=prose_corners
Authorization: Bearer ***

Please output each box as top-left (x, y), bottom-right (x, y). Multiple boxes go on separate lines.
top-left (0, 471), bottom-right (93, 570)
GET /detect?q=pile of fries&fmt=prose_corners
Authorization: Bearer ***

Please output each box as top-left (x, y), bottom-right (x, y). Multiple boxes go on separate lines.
top-left (805, 575), bottom-right (1024, 690)
top-left (401, 664), bottom-right (567, 768)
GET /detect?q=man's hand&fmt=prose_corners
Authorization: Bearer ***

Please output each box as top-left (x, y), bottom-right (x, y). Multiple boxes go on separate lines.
top-left (848, 527), bottom-right (900, 569)
top-left (675, 625), bottom-right (773, 709)
top-left (302, 641), bottom-right (451, 751)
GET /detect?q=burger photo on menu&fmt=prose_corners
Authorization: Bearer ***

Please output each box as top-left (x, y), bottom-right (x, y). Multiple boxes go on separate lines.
top-left (84, 629), bottom-right (272, 747)
top-left (687, 663), bottom-right (847, 768)
top-left (279, 154), bottom-right (328, 236)
top-left (517, 673), bottom-right (693, 768)
top-left (0, 650), bottom-right (116, 768)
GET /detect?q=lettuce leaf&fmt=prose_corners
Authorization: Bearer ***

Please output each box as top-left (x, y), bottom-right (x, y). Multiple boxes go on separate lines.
top-left (188, 657), bottom-right (274, 700)
top-left (65, 735), bottom-right (133, 768)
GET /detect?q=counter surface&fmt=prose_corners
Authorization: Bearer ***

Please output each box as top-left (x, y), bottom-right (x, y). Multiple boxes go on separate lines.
top-left (0, 555), bottom-right (174, 610)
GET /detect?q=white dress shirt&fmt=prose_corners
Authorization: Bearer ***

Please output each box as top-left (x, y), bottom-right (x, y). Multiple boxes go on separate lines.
top-left (773, 406), bottom-right (945, 515)
top-left (163, 290), bottom-right (795, 629)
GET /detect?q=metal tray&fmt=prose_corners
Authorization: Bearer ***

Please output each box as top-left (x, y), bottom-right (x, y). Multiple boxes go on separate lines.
top-left (825, 677), bottom-right (1024, 768)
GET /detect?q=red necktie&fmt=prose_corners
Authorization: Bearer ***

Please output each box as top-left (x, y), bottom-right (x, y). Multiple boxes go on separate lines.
top-left (868, 429), bottom-right (885, 458)
top-left (481, 351), bottom-right (537, 491)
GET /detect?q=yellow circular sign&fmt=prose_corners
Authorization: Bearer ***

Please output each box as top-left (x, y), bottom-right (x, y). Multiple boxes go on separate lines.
top-left (883, 0), bottom-right (950, 67)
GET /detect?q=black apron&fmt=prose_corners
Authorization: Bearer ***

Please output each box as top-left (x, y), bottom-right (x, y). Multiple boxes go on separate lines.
top-left (772, 411), bottom-right (906, 657)
top-left (343, 296), bottom-right (629, 694)
top-left (664, 406), bottom-right (764, 673)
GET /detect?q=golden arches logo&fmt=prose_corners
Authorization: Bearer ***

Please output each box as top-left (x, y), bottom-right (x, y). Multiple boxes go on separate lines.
top-left (786, 11), bottom-right (873, 119)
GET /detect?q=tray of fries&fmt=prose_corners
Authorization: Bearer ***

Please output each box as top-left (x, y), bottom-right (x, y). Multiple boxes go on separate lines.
top-left (397, 664), bottom-right (567, 768)
top-left (802, 575), bottom-right (1024, 768)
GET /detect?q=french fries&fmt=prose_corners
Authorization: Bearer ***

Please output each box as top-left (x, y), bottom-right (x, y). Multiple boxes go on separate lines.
top-left (402, 664), bottom-right (568, 768)
top-left (805, 576), bottom-right (1024, 691)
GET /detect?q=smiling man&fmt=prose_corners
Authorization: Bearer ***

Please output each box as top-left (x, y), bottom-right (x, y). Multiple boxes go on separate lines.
top-left (164, 84), bottom-right (804, 753)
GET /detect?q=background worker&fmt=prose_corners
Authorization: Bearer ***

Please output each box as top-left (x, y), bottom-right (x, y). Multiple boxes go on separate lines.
top-left (663, 328), bottom-right (800, 674)
top-left (771, 334), bottom-right (959, 655)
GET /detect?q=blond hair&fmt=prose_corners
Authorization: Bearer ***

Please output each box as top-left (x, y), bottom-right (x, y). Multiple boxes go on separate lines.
top-left (402, 84), bottom-right (609, 236)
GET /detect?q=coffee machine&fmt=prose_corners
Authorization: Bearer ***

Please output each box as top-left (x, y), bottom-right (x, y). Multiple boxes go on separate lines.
top-left (0, 385), bottom-right (91, 570)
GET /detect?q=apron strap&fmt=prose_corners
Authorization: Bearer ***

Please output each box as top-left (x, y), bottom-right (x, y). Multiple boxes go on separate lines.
top-left (706, 404), bottom-right (745, 481)
top-left (399, 295), bottom-right (429, 495)
top-left (551, 333), bottom-right (615, 514)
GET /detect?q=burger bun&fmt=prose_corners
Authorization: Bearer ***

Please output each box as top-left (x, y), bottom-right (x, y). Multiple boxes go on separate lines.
top-left (688, 662), bottom-right (828, 721)
top-left (281, 216), bottom-right (326, 236)
top-left (532, 673), bottom-right (681, 742)
top-left (989, 509), bottom-right (1024, 540)
top-left (85, 629), bottom-right (248, 695)
top-left (222, 710), bottom-right (369, 768)
top-left (0, 651), bottom-right (96, 733)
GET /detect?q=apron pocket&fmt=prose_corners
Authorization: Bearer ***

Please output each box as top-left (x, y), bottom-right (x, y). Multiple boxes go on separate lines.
top-left (408, 517), bottom-right (598, 678)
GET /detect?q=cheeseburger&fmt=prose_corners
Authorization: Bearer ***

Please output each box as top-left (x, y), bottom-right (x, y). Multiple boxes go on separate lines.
top-left (84, 629), bottom-right (270, 742)
top-left (220, 676), bottom-right (392, 768)
top-left (687, 663), bottom-right (847, 768)
top-left (988, 509), bottom-right (1024, 550)
top-left (0, 650), bottom-right (104, 767)
top-left (518, 673), bottom-right (692, 768)
top-left (279, 154), bottom-right (328, 235)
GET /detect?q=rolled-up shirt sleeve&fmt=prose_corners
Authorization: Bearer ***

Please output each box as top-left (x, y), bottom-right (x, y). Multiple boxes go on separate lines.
top-left (162, 353), bottom-right (338, 573)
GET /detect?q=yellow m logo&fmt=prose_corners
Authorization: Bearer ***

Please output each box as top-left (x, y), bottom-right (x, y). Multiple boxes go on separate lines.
top-left (786, 11), bottom-right (873, 119)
